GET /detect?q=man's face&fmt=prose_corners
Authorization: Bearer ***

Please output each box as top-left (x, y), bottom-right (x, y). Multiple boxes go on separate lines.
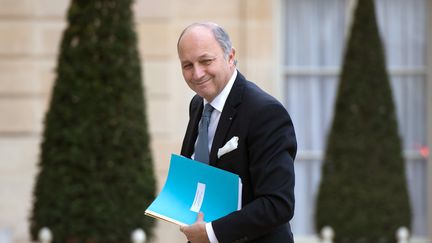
top-left (177, 26), bottom-right (235, 102)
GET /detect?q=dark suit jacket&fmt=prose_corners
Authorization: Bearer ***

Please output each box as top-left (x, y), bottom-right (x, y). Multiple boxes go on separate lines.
top-left (181, 71), bottom-right (297, 243)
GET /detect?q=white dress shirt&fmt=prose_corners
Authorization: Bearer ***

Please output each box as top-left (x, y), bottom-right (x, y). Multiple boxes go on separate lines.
top-left (193, 69), bottom-right (237, 243)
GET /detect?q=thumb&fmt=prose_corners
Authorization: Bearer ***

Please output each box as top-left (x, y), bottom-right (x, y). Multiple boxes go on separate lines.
top-left (196, 212), bottom-right (205, 223)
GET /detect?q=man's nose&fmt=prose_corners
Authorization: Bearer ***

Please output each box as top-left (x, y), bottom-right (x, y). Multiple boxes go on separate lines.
top-left (192, 66), bottom-right (205, 80)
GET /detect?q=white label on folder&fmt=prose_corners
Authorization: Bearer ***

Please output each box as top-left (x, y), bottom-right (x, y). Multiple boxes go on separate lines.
top-left (190, 182), bottom-right (206, 213)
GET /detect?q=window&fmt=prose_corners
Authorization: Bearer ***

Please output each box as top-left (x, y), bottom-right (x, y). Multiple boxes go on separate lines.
top-left (282, 0), bottom-right (428, 236)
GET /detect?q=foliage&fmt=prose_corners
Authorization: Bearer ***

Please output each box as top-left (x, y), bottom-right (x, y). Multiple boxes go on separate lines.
top-left (315, 0), bottom-right (411, 242)
top-left (30, 0), bottom-right (156, 242)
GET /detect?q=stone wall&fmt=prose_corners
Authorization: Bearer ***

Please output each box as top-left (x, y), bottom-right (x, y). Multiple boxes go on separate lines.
top-left (0, 0), bottom-right (68, 242)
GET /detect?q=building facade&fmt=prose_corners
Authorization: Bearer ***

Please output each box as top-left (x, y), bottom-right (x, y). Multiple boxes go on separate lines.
top-left (0, 0), bottom-right (430, 242)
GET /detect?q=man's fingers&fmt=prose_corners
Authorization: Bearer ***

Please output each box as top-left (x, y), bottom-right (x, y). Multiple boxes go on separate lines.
top-left (196, 212), bottom-right (205, 222)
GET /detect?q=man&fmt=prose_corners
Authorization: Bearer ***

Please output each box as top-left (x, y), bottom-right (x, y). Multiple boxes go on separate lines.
top-left (177, 22), bottom-right (297, 243)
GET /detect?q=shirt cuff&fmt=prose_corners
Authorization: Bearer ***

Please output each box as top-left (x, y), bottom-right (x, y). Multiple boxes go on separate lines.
top-left (205, 222), bottom-right (219, 243)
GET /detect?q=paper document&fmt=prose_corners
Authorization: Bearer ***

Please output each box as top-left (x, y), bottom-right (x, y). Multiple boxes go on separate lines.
top-left (145, 154), bottom-right (242, 226)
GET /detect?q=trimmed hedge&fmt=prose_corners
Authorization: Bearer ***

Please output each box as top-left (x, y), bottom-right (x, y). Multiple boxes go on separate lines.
top-left (30, 0), bottom-right (156, 242)
top-left (315, 0), bottom-right (411, 242)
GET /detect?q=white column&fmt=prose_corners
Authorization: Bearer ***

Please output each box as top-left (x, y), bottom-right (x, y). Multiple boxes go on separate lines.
top-left (396, 227), bottom-right (409, 243)
top-left (321, 226), bottom-right (334, 243)
top-left (38, 227), bottom-right (52, 243)
top-left (131, 229), bottom-right (146, 243)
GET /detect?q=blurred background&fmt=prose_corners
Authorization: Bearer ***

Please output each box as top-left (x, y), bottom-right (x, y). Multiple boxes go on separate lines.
top-left (0, 0), bottom-right (430, 242)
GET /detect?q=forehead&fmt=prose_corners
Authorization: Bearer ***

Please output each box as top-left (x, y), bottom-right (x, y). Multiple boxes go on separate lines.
top-left (178, 26), bottom-right (223, 59)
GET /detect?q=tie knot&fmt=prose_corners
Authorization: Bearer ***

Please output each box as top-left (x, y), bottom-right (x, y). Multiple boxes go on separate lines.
top-left (203, 104), bottom-right (214, 118)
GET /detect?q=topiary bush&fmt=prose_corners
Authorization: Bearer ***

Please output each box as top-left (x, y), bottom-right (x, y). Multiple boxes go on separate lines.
top-left (30, 0), bottom-right (156, 242)
top-left (315, 0), bottom-right (411, 242)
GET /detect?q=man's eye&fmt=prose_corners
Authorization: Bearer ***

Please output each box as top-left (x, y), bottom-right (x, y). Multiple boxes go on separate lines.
top-left (183, 64), bottom-right (192, 69)
top-left (201, 59), bottom-right (213, 65)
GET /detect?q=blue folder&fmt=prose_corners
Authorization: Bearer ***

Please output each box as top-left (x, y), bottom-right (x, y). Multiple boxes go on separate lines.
top-left (145, 154), bottom-right (242, 226)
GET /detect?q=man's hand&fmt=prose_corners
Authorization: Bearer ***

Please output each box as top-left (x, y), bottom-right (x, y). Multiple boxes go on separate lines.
top-left (180, 212), bottom-right (210, 243)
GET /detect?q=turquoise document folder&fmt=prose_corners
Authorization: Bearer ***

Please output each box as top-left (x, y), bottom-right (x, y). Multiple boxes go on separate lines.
top-left (145, 154), bottom-right (242, 226)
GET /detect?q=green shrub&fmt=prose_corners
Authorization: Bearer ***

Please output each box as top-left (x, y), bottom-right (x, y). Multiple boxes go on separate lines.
top-left (30, 0), bottom-right (156, 242)
top-left (315, 0), bottom-right (411, 242)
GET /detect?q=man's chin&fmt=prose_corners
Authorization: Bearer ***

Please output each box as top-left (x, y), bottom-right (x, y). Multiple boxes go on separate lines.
top-left (196, 90), bottom-right (214, 101)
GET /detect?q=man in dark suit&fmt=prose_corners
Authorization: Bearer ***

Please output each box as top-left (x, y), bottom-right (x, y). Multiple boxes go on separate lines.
top-left (178, 22), bottom-right (297, 243)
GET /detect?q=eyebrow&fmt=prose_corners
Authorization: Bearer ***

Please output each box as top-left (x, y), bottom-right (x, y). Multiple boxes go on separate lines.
top-left (197, 54), bottom-right (216, 60)
top-left (180, 54), bottom-right (216, 65)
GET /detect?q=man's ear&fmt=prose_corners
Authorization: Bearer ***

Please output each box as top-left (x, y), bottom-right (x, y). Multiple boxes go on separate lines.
top-left (229, 47), bottom-right (236, 65)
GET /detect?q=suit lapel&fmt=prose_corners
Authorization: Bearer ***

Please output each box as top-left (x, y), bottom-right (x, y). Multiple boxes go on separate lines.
top-left (181, 96), bottom-right (203, 158)
top-left (209, 72), bottom-right (246, 165)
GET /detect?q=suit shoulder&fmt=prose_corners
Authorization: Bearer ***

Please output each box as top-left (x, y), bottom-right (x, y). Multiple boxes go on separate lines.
top-left (187, 95), bottom-right (203, 117)
top-left (243, 81), bottom-right (285, 110)
top-left (190, 95), bottom-right (202, 108)
top-left (190, 94), bottom-right (202, 105)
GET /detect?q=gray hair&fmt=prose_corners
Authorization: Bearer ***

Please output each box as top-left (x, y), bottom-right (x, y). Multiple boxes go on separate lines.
top-left (177, 22), bottom-right (236, 64)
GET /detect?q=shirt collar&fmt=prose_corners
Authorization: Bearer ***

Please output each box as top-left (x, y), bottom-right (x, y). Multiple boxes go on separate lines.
top-left (204, 69), bottom-right (237, 113)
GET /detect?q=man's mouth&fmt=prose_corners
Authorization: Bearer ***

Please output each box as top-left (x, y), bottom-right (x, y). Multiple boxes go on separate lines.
top-left (194, 78), bottom-right (210, 86)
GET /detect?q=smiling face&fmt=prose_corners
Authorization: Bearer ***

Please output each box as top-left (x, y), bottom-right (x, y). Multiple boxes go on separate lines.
top-left (177, 25), bottom-right (236, 102)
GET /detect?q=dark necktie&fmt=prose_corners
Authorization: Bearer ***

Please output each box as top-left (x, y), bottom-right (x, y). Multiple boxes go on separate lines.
top-left (194, 104), bottom-right (214, 164)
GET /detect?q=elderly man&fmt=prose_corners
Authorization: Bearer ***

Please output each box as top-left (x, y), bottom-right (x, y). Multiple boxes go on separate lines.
top-left (177, 22), bottom-right (297, 243)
